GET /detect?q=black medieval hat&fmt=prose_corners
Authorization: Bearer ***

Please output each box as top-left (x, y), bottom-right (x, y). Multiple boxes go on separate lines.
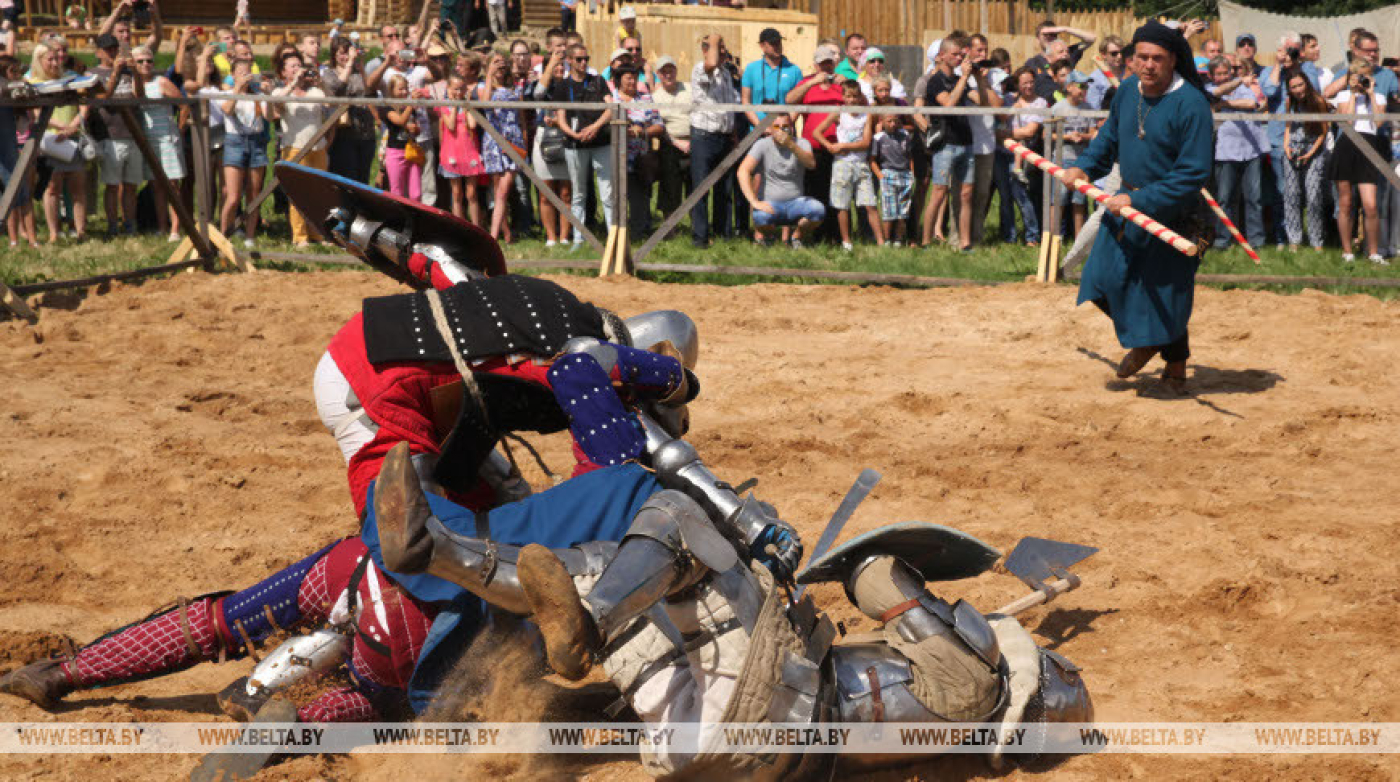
top-left (1129, 19), bottom-right (1205, 93)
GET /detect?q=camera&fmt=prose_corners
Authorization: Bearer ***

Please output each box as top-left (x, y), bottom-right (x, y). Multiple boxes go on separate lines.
top-left (132, 0), bottom-right (151, 26)
top-left (1358, 75), bottom-right (1371, 90)
top-left (974, 58), bottom-right (996, 70)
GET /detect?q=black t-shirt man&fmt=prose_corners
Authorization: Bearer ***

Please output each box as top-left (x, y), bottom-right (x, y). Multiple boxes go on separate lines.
top-left (926, 70), bottom-right (974, 147)
top-left (549, 72), bottom-right (609, 149)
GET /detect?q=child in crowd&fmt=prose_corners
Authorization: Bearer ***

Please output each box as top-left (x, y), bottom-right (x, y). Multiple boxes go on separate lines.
top-left (1049, 59), bottom-right (1072, 103)
top-left (871, 113), bottom-right (914, 246)
top-left (380, 74), bottom-right (423, 201)
top-left (814, 80), bottom-right (882, 250)
top-left (1051, 70), bottom-right (1095, 236)
top-left (0, 54), bottom-right (36, 247)
top-left (437, 74), bottom-right (485, 225)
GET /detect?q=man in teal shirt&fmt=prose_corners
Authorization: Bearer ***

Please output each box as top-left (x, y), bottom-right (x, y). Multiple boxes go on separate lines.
top-left (835, 32), bottom-right (865, 81)
top-left (1060, 20), bottom-right (1214, 393)
top-left (741, 28), bottom-right (802, 123)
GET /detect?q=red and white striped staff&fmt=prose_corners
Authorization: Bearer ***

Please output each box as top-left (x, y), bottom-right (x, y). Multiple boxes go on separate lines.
top-left (1198, 189), bottom-right (1262, 264)
top-left (1003, 139), bottom-right (1199, 257)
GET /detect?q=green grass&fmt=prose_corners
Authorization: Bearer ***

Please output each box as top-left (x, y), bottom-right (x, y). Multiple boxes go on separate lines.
top-left (6, 193), bottom-right (1400, 300)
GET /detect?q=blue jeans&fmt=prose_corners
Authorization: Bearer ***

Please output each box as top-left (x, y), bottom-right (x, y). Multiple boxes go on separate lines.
top-left (1213, 157), bottom-right (1264, 249)
top-left (690, 128), bottom-right (733, 243)
top-left (1264, 147), bottom-right (1288, 245)
top-left (565, 144), bottom-right (614, 230)
top-left (753, 196), bottom-right (826, 227)
top-left (931, 143), bottom-right (973, 187)
top-left (993, 148), bottom-right (1039, 242)
top-left (223, 130), bottom-right (269, 170)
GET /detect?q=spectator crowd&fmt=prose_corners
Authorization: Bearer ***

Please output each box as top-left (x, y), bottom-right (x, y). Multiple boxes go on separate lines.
top-left (0, 4), bottom-right (1398, 266)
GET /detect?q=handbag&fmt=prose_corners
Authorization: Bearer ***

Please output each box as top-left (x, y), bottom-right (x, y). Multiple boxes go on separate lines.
top-left (539, 125), bottom-right (566, 164)
top-left (39, 133), bottom-right (79, 163)
top-left (922, 119), bottom-right (947, 153)
top-left (403, 140), bottom-right (426, 167)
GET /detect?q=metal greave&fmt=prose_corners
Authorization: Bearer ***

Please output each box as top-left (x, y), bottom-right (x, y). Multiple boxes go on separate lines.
top-left (421, 516), bottom-right (614, 616)
top-left (583, 537), bottom-right (700, 645)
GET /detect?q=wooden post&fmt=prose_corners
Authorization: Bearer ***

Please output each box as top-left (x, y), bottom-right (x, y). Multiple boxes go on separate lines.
top-left (241, 105), bottom-right (350, 223)
top-left (942, 0), bottom-right (951, 32)
top-left (600, 103), bottom-right (632, 276)
top-left (1008, 0), bottom-right (1016, 36)
top-left (1036, 119), bottom-right (1052, 280)
top-left (1046, 121), bottom-right (1062, 282)
top-left (190, 100), bottom-right (215, 271)
top-left (0, 105), bottom-right (55, 223)
top-left (116, 105), bottom-right (223, 269)
top-left (980, 0), bottom-right (988, 37)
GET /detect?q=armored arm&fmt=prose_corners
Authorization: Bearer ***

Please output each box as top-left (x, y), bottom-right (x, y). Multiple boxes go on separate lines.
top-left (638, 413), bottom-right (803, 578)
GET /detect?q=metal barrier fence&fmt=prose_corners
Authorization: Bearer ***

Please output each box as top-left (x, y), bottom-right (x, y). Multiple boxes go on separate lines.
top-left (2, 91), bottom-right (1398, 321)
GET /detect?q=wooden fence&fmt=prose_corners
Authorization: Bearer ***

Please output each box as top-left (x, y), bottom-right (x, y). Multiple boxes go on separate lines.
top-left (818, 0), bottom-right (1221, 54)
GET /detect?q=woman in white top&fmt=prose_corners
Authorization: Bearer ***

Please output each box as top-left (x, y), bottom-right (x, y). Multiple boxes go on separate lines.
top-left (268, 52), bottom-right (331, 246)
top-left (219, 59), bottom-right (267, 246)
top-left (1326, 59), bottom-right (1387, 263)
top-left (995, 66), bottom-right (1045, 246)
top-left (133, 46), bottom-right (185, 242)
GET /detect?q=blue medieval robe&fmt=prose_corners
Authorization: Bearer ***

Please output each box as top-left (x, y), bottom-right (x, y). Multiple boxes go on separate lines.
top-left (1071, 74), bottom-right (1213, 349)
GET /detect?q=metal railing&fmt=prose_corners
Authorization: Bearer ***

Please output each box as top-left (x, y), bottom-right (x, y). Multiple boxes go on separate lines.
top-left (3, 90), bottom-right (1399, 322)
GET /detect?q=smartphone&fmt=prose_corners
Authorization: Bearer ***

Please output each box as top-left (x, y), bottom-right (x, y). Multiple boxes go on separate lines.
top-left (974, 59), bottom-right (996, 70)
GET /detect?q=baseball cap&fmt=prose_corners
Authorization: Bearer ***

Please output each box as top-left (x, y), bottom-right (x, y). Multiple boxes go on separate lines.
top-left (1067, 70), bottom-right (1091, 84)
top-left (94, 33), bottom-right (119, 50)
top-left (1236, 33), bottom-right (1256, 47)
top-left (426, 43), bottom-right (450, 57)
top-left (655, 55), bottom-right (677, 71)
top-left (619, 5), bottom-right (637, 20)
top-left (758, 28), bottom-right (783, 45)
top-left (814, 43), bottom-right (840, 64)
top-left (610, 47), bottom-right (630, 62)
top-left (861, 47), bottom-right (885, 66)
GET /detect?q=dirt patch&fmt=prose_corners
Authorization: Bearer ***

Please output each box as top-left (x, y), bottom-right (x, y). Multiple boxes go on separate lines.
top-left (1, 271), bottom-right (1398, 780)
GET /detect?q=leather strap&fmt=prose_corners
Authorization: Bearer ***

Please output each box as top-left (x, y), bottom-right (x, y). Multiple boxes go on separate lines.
top-left (867, 666), bottom-right (885, 723)
top-left (878, 597), bottom-right (922, 624)
top-left (175, 598), bottom-right (201, 659)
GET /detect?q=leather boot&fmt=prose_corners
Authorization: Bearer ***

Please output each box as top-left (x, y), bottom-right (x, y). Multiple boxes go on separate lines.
top-left (375, 442), bottom-right (435, 575)
top-left (0, 660), bottom-right (75, 709)
top-left (518, 544), bottom-right (600, 681)
top-left (1116, 347), bottom-right (1159, 379)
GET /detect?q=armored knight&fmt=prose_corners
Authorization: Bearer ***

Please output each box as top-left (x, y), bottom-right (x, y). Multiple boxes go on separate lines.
top-left (375, 409), bottom-right (1093, 778)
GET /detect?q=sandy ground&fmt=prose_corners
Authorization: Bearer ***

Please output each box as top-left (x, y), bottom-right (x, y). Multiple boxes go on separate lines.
top-left (1, 270), bottom-right (1399, 780)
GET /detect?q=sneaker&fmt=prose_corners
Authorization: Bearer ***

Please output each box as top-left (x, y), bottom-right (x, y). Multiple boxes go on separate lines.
top-left (1370, 254), bottom-right (1390, 266)
top-left (1343, 253), bottom-right (1355, 263)
top-left (842, 241), bottom-right (854, 251)
top-left (545, 239), bottom-right (557, 248)
top-left (789, 238), bottom-right (803, 250)
top-left (293, 241), bottom-right (311, 249)
top-left (756, 237), bottom-right (771, 248)
top-left (243, 238), bottom-right (255, 249)
top-left (570, 239), bottom-right (584, 252)
top-left (1276, 243), bottom-right (1285, 251)
top-left (891, 241), bottom-right (902, 248)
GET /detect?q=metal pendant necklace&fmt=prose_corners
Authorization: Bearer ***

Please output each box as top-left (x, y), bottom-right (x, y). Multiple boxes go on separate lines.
top-left (1136, 85), bottom-right (1153, 139)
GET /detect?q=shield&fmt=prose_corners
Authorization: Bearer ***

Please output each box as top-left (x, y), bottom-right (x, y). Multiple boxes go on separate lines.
top-left (276, 162), bottom-right (506, 287)
top-left (795, 521), bottom-right (1001, 586)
